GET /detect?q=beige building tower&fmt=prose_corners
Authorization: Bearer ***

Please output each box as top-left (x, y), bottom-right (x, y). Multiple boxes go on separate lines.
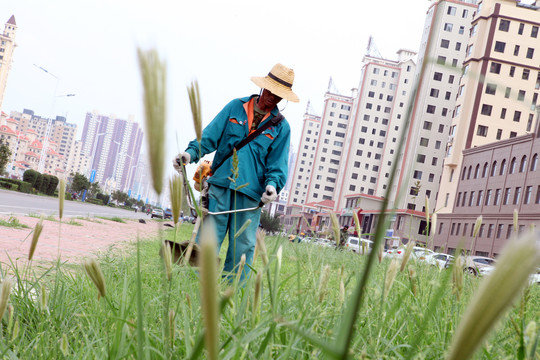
top-left (436, 0), bottom-right (540, 213)
top-left (0, 15), bottom-right (17, 110)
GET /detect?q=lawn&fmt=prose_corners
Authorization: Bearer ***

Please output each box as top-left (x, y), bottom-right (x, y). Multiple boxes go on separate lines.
top-left (0, 223), bottom-right (537, 359)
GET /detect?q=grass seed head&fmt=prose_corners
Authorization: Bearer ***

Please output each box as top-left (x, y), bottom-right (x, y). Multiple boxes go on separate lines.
top-left (446, 231), bottom-right (540, 360)
top-left (317, 265), bottom-right (331, 302)
top-left (431, 213), bottom-right (438, 238)
top-left (83, 258), bottom-right (106, 299)
top-left (59, 179), bottom-right (66, 220)
top-left (199, 220), bottom-right (219, 360)
top-left (169, 175), bottom-right (183, 225)
top-left (256, 228), bottom-right (269, 267)
top-left (0, 277), bottom-right (13, 321)
top-left (352, 211), bottom-right (362, 237)
top-left (28, 217), bottom-right (44, 261)
top-left (138, 48), bottom-right (167, 195)
top-left (452, 256), bottom-right (464, 301)
top-left (400, 240), bottom-right (416, 272)
top-left (472, 216), bottom-right (483, 238)
top-left (187, 80), bottom-right (202, 141)
top-left (234, 219), bottom-right (252, 239)
top-left (161, 241), bottom-right (173, 281)
top-left (253, 271), bottom-right (262, 316)
top-left (329, 212), bottom-right (340, 247)
top-left (169, 309), bottom-right (176, 346)
top-left (384, 258), bottom-right (400, 299)
top-left (60, 333), bottom-right (69, 356)
top-left (408, 265), bottom-right (417, 297)
top-left (11, 319), bottom-right (19, 341)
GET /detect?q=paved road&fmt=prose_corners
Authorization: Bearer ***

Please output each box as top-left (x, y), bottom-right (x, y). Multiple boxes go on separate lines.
top-left (0, 189), bottom-right (152, 219)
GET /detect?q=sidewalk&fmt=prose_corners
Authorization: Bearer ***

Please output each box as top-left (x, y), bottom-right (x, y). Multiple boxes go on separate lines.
top-left (0, 215), bottom-right (162, 268)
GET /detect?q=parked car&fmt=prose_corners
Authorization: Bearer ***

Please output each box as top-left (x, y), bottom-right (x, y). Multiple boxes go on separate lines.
top-left (463, 255), bottom-right (496, 276)
top-left (164, 208), bottom-right (173, 220)
top-left (385, 246), bottom-right (434, 260)
top-left (151, 208), bottom-right (164, 219)
top-left (345, 237), bottom-right (373, 254)
top-left (424, 253), bottom-right (454, 269)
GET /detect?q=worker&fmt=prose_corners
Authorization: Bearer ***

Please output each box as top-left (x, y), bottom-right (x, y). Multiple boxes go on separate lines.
top-left (338, 225), bottom-right (349, 250)
top-left (174, 63), bottom-right (299, 281)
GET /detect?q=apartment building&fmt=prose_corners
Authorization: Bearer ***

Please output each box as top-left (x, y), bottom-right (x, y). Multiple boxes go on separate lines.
top-left (395, 0), bottom-right (478, 213)
top-left (437, 0), bottom-right (540, 213)
top-left (10, 109), bottom-right (78, 157)
top-left (0, 15), bottom-right (16, 110)
top-left (65, 140), bottom-right (90, 178)
top-left (81, 111), bottom-right (144, 192)
top-left (435, 130), bottom-right (540, 257)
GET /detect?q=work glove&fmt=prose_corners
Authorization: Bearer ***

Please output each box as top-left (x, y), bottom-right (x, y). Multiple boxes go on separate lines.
top-left (261, 185), bottom-right (277, 204)
top-left (172, 152), bottom-right (191, 174)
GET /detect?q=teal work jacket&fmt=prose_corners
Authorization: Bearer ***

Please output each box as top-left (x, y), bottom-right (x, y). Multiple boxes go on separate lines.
top-left (185, 95), bottom-right (290, 201)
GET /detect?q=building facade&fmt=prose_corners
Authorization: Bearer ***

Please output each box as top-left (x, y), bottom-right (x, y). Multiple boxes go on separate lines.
top-left (437, 0), bottom-right (540, 213)
top-left (81, 111), bottom-right (144, 192)
top-left (435, 130), bottom-right (540, 257)
top-left (0, 15), bottom-right (16, 110)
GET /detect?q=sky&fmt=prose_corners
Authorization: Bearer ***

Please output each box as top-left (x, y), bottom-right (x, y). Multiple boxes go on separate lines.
top-left (1, 0), bottom-right (429, 180)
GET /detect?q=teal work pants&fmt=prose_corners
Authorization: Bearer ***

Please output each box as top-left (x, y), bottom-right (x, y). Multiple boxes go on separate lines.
top-left (196, 184), bottom-right (262, 281)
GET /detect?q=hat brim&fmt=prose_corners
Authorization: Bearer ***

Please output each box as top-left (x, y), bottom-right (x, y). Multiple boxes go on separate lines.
top-left (251, 76), bottom-right (299, 103)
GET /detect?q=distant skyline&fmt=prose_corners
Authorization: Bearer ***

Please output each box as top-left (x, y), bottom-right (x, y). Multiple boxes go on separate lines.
top-left (1, 0), bottom-right (429, 179)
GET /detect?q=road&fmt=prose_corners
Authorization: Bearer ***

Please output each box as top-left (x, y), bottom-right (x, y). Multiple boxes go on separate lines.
top-left (0, 189), bottom-right (151, 219)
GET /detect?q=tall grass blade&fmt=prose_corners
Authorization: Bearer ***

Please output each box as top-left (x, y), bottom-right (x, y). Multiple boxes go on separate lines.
top-left (187, 80), bottom-right (203, 141)
top-left (138, 48), bottom-right (167, 195)
top-left (169, 175), bottom-right (183, 226)
top-left (28, 217), bottom-right (44, 261)
top-left (446, 231), bottom-right (540, 360)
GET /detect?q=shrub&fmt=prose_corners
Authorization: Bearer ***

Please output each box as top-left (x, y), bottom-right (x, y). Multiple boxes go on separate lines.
top-left (40, 174), bottom-right (51, 194)
top-left (96, 192), bottom-right (110, 205)
top-left (47, 175), bottom-right (59, 196)
top-left (23, 169), bottom-right (39, 186)
top-left (19, 181), bottom-right (32, 193)
top-left (0, 180), bottom-right (17, 190)
top-left (33, 173), bottom-right (43, 192)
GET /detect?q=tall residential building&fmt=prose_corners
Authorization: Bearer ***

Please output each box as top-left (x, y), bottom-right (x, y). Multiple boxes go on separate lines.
top-left (65, 140), bottom-right (90, 178)
top-left (81, 111), bottom-right (144, 192)
top-left (10, 109), bottom-right (78, 157)
top-left (436, 0), bottom-right (540, 214)
top-left (0, 15), bottom-right (16, 110)
top-left (394, 0), bottom-right (477, 213)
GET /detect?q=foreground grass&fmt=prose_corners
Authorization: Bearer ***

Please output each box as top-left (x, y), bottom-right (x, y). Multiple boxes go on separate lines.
top-left (0, 224), bottom-right (537, 359)
top-left (0, 217), bottom-right (30, 229)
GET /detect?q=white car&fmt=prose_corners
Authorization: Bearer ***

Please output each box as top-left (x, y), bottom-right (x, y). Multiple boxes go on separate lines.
top-left (424, 253), bottom-right (454, 269)
top-left (385, 246), bottom-right (434, 260)
top-left (151, 208), bottom-right (164, 219)
top-left (345, 237), bottom-right (373, 254)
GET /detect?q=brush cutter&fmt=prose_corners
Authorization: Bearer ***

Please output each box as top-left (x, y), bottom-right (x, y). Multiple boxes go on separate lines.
top-left (162, 160), bottom-right (267, 266)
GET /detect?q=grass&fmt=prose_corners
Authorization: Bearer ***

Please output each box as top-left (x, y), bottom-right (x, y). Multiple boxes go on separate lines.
top-left (96, 216), bottom-right (126, 224)
top-left (0, 225), bottom-right (537, 359)
top-left (0, 217), bottom-right (30, 229)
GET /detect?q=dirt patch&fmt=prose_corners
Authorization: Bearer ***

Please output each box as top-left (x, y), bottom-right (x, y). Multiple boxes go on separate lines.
top-left (0, 215), bottom-right (165, 268)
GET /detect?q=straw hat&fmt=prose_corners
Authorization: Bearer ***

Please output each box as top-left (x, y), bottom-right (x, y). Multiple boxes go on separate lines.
top-left (251, 63), bottom-right (299, 103)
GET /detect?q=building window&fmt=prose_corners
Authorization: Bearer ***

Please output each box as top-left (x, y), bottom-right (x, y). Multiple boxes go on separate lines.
top-left (434, 72), bottom-right (442, 81)
top-left (499, 19), bottom-right (510, 32)
top-left (501, 108), bottom-right (507, 119)
top-left (497, 224), bottom-right (504, 239)
top-left (503, 188), bottom-right (511, 205)
top-left (430, 89), bottom-right (439, 98)
top-left (514, 45), bottom-right (521, 56)
top-left (514, 187), bottom-right (522, 205)
top-left (490, 62), bottom-right (501, 74)
top-left (525, 186), bottom-right (533, 204)
top-left (526, 48), bottom-right (534, 59)
top-left (444, 23), bottom-right (453, 32)
top-left (481, 104), bottom-right (492, 116)
top-left (485, 83), bottom-right (496, 95)
top-left (437, 56), bottom-right (446, 65)
top-left (518, 90), bottom-right (526, 101)
top-left (440, 39), bottom-right (450, 48)
top-left (427, 105), bottom-right (436, 113)
top-left (494, 41), bottom-right (506, 53)
top-left (500, 159), bottom-right (507, 175)
top-left (519, 156), bottom-right (527, 172)
top-left (532, 26), bottom-right (539, 38)
top-left (514, 111), bottom-right (521, 122)
top-left (494, 189), bottom-right (501, 205)
top-left (423, 121), bottom-right (432, 130)
top-left (417, 154), bottom-right (426, 163)
top-left (477, 125), bottom-right (488, 137)
top-left (447, 6), bottom-right (456, 15)
top-left (531, 154), bottom-right (538, 171)
top-left (485, 189), bottom-right (492, 206)
top-left (509, 157), bottom-right (517, 174)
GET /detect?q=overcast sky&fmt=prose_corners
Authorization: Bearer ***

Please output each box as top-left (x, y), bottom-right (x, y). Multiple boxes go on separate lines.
top-left (2, 0), bottom-right (429, 179)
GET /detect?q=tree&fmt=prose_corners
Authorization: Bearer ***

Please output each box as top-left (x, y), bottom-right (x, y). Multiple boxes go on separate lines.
top-left (70, 172), bottom-right (90, 193)
top-left (111, 190), bottom-right (129, 204)
top-left (0, 139), bottom-right (11, 175)
top-left (259, 211), bottom-right (282, 234)
top-left (88, 182), bottom-right (102, 198)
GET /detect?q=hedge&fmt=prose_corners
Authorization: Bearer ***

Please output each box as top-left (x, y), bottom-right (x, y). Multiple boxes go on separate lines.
top-left (0, 180), bottom-right (18, 191)
top-left (0, 178), bottom-right (32, 193)
top-left (86, 198), bottom-right (104, 205)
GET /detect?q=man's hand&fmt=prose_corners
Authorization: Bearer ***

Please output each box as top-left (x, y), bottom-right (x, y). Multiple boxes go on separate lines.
top-left (261, 185), bottom-right (277, 204)
top-left (172, 152), bottom-right (191, 174)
